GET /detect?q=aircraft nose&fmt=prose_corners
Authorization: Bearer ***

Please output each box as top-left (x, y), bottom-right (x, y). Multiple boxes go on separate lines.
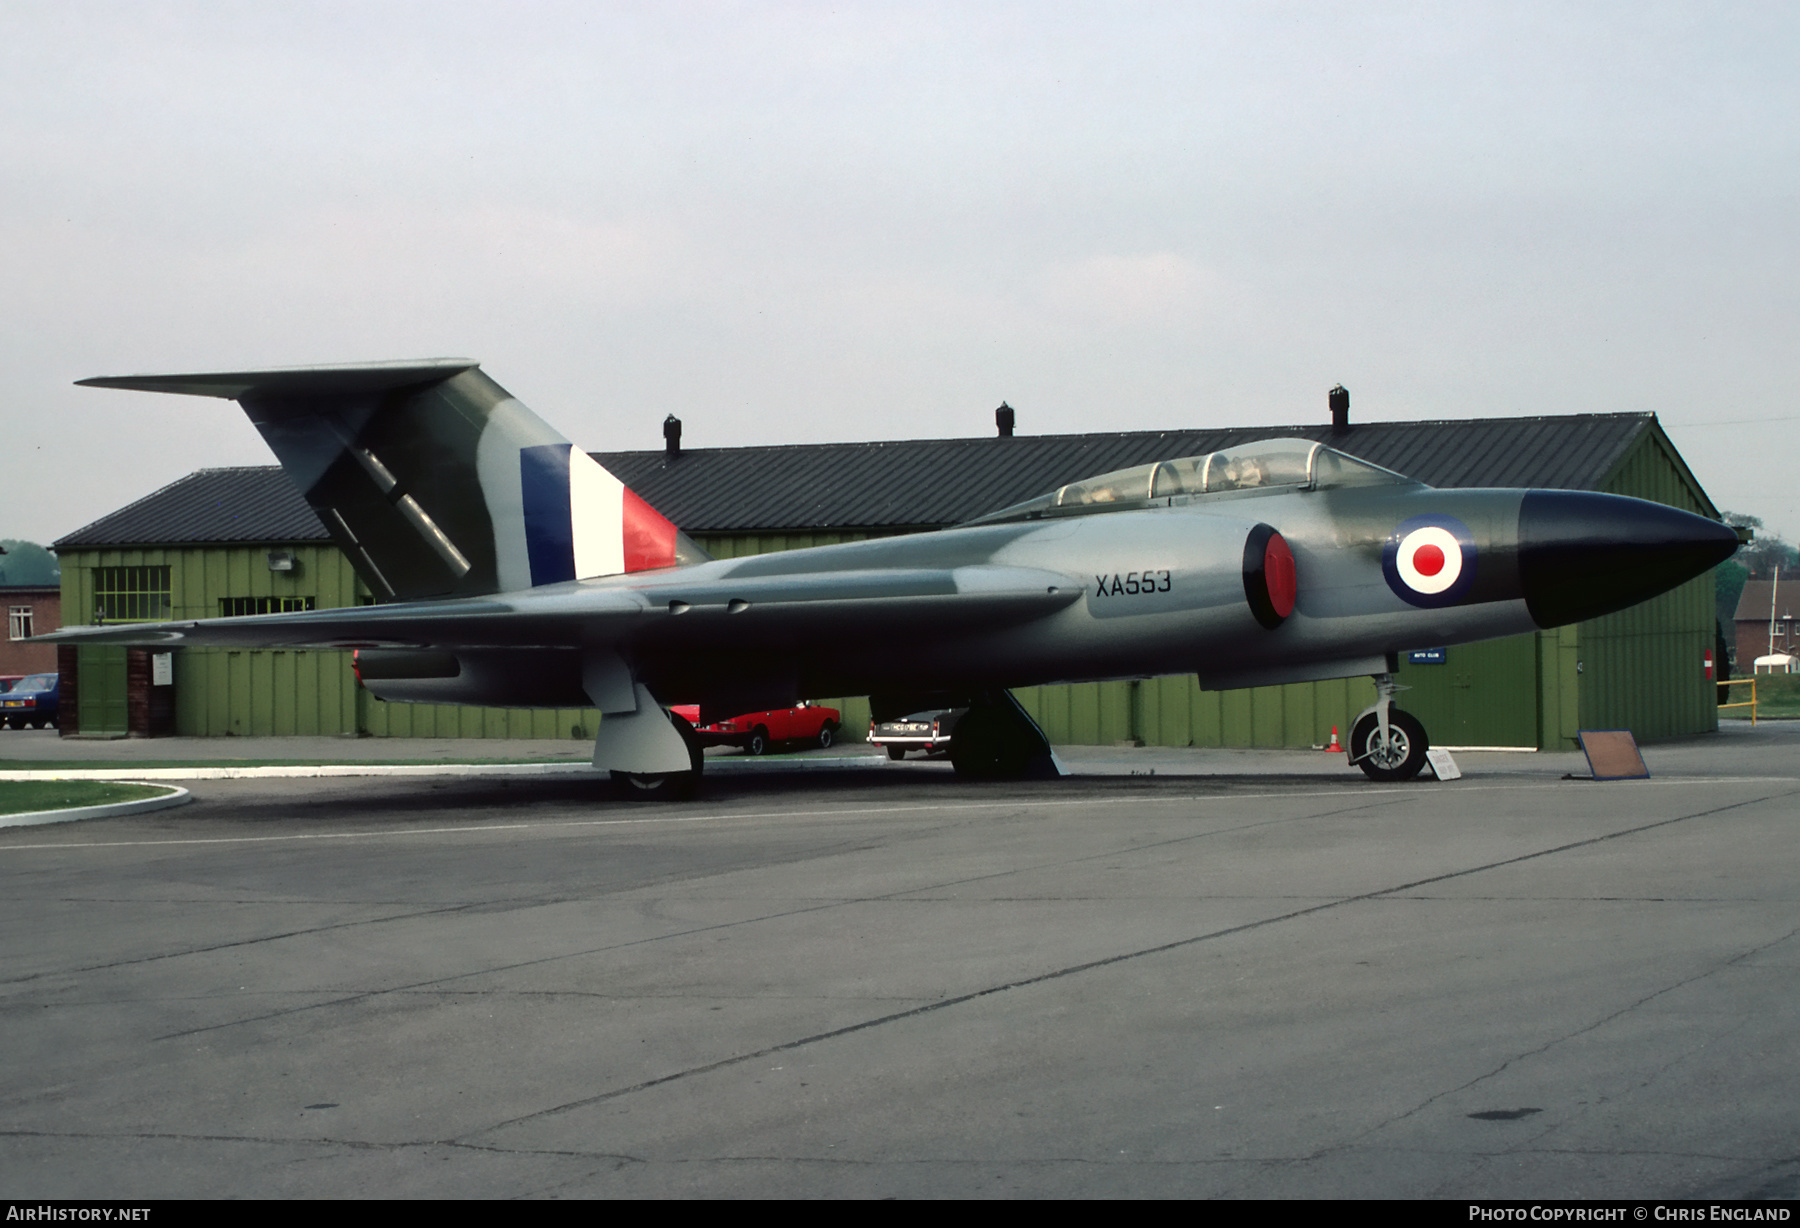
top-left (1518, 490), bottom-right (1740, 628)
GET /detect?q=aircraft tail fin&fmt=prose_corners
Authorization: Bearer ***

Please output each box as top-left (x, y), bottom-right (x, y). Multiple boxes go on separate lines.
top-left (78, 361), bottom-right (708, 601)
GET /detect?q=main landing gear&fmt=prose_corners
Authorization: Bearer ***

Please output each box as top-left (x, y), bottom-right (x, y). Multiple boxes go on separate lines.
top-left (948, 690), bottom-right (1064, 780)
top-left (1347, 671), bottom-right (1430, 783)
top-left (610, 709), bottom-right (703, 801)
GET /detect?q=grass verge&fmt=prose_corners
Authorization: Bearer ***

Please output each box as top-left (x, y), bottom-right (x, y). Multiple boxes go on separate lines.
top-left (1721, 673), bottom-right (1800, 720)
top-left (0, 781), bottom-right (176, 816)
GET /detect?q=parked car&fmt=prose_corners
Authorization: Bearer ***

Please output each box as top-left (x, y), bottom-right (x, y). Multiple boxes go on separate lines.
top-left (869, 708), bottom-right (966, 760)
top-left (1, 672), bottom-right (59, 730)
top-left (669, 701), bottom-right (842, 756)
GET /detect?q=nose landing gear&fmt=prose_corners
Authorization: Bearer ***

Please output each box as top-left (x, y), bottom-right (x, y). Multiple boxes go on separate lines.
top-left (1347, 671), bottom-right (1430, 782)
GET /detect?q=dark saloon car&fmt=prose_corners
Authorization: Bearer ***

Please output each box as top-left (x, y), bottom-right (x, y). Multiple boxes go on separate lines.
top-left (1, 672), bottom-right (59, 729)
top-left (868, 708), bottom-right (965, 760)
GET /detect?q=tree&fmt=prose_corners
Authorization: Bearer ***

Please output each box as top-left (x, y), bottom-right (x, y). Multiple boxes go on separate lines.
top-left (1723, 512), bottom-right (1800, 579)
top-left (1717, 557), bottom-right (1750, 631)
top-left (0, 540), bottom-right (60, 586)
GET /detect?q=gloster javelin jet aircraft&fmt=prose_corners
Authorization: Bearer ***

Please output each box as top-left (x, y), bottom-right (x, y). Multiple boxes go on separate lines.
top-left (44, 360), bottom-right (1738, 796)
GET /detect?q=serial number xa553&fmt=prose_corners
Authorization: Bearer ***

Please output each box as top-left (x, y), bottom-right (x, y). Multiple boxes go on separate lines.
top-left (1094, 570), bottom-right (1172, 597)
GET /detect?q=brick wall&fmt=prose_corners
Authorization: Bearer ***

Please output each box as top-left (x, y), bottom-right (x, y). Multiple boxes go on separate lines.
top-left (124, 650), bottom-right (176, 738)
top-left (1737, 617), bottom-right (1797, 668)
top-left (0, 588), bottom-right (60, 676)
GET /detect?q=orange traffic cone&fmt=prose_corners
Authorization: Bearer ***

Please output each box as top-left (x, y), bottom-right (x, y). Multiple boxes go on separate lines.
top-left (1324, 725), bottom-right (1343, 752)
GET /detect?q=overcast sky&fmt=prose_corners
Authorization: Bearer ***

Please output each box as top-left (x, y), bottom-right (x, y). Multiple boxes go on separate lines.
top-left (3, 1), bottom-right (1796, 548)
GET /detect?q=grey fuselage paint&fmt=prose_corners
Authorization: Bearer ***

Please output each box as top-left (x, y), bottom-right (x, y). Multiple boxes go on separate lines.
top-left (366, 482), bottom-right (1637, 709)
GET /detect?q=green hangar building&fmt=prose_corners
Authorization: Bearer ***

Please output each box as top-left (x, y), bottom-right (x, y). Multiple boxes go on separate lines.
top-left (52, 409), bottom-right (1723, 751)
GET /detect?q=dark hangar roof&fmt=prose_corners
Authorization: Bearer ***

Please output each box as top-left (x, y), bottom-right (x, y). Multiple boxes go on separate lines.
top-left (56, 467), bottom-right (331, 549)
top-left (601, 412), bottom-right (1659, 533)
top-left (57, 413), bottom-right (1661, 548)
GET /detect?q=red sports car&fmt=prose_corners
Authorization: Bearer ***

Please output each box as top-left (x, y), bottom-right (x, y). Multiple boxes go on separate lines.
top-left (669, 702), bottom-right (842, 756)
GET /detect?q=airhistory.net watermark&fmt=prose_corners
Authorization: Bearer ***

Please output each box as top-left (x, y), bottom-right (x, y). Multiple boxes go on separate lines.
top-left (5, 1209), bottom-right (150, 1222)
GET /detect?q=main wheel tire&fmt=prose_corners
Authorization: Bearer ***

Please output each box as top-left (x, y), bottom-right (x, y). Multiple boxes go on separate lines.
top-left (949, 707), bottom-right (1032, 779)
top-left (817, 721), bottom-right (836, 749)
top-left (610, 769), bottom-right (697, 801)
top-left (746, 726), bottom-right (770, 756)
top-left (610, 710), bottom-right (703, 801)
top-left (1350, 708), bottom-right (1429, 782)
top-left (885, 744), bottom-right (908, 761)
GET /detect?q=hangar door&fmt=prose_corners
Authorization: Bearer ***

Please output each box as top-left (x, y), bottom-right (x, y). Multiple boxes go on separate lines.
top-left (76, 645), bottom-right (130, 735)
top-left (1392, 633), bottom-right (1539, 750)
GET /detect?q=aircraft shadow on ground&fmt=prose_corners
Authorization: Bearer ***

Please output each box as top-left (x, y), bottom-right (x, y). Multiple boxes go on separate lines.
top-left (156, 764), bottom-right (1403, 827)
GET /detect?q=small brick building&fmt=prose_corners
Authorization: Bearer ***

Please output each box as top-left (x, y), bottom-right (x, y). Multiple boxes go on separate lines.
top-left (1733, 580), bottom-right (1796, 668)
top-left (1, 585), bottom-right (60, 677)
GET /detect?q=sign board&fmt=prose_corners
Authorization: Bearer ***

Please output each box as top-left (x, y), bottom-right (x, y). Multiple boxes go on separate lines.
top-left (151, 652), bottom-right (173, 687)
top-left (1424, 748), bottom-right (1461, 781)
top-left (1578, 729), bottom-right (1649, 780)
top-left (1407, 648), bottom-right (1446, 665)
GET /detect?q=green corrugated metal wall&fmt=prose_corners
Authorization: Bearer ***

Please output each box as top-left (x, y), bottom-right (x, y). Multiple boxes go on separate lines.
top-left (1579, 428), bottom-right (1719, 741)
top-left (57, 543), bottom-right (597, 739)
top-left (63, 544), bottom-right (361, 736)
top-left (57, 422), bottom-right (1721, 747)
top-left (1386, 634), bottom-right (1542, 748)
top-left (1013, 674), bottom-right (1382, 749)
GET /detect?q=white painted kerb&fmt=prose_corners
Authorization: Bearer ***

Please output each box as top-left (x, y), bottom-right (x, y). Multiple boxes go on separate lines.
top-left (0, 785), bottom-right (193, 828)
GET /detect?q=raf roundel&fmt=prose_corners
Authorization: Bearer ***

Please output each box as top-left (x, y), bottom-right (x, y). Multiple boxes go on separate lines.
top-left (1396, 526), bottom-right (1462, 594)
top-left (1382, 515), bottom-right (1477, 608)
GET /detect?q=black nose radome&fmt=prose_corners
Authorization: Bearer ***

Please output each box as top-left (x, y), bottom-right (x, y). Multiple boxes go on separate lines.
top-left (1519, 490), bottom-right (1740, 628)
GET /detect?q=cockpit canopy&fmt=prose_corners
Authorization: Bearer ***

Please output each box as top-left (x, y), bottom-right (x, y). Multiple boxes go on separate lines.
top-left (967, 438), bottom-right (1413, 525)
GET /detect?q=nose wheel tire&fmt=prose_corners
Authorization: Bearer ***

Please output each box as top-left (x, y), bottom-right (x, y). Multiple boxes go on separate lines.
top-left (1350, 708), bottom-right (1429, 782)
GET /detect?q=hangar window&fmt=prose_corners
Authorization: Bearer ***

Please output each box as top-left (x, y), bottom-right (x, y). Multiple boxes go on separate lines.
top-left (92, 566), bottom-right (171, 623)
top-left (219, 596), bottom-right (317, 618)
